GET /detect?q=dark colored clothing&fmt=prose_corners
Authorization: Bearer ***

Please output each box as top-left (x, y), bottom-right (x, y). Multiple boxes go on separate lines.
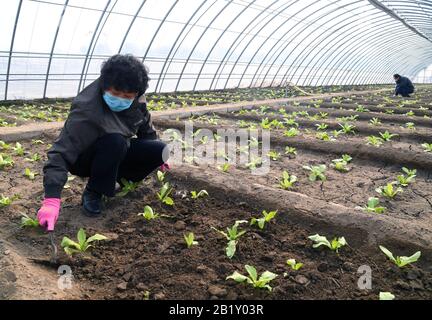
top-left (43, 78), bottom-right (158, 199)
top-left (395, 76), bottom-right (414, 97)
top-left (69, 133), bottom-right (166, 197)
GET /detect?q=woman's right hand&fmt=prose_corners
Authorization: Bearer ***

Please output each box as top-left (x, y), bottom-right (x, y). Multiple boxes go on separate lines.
top-left (37, 198), bottom-right (61, 231)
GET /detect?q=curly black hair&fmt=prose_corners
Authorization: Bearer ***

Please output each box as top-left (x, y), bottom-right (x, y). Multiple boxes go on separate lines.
top-left (100, 54), bottom-right (150, 96)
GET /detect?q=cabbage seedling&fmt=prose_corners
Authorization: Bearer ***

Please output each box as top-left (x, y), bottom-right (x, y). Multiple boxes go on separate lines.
top-left (20, 213), bottom-right (39, 228)
top-left (116, 178), bottom-right (142, 197)
top-left (184, 232), bottom-right (198, 248)
top-left (358, 197), bottom-right (386, 214)
top-left (402, 167), bottom-right (416, 178)
top-left (285, 146), bottom-right (297, 156)
top-left (13, 142), bottom-right (25, 156)
top-left (376, 183), bottom-right (403, 198)
top-left (366, 136), bottom-right (383, 147)
top-left (284, 128), bottom-right (300, 137)
top-left (226, 265), bottom-right (278, 291)
top-left (339, 123), bottom-right (356, 134)
top-left (268, 151), bottom-right (281, 161)
top-left (405, 122), bottom-right (415, 130)
top-left (396, 174), bottom-right (415, 187)
top-left (246, 157), bottom-right (263, 170)
top-left (0, 140), bottom-right (11, 150)
top-left (421, 143), bottom-right (432, 153)
top-left (286, 259), bottom-right (303, 271)
top-left (217, 163), bottom-right (231, 173)
top-left (191, 190), bottom-right (208, 199)
top-left (156, 170), bottom-right (166, 183)
top-left (316, 123), bottom-right (328, 131)
top-left (250, 210), bottom-right (277, 229)
top-left (303, 165), bottom-right (326, 182)
top-left (316, 132), bottom-right (333, 141)
top-left (369, 118), bottom-right (382, 126)
top-left (157, 182), bottom-right (174, 206)
top-left (138, 205), bottom-right (160, 221)
top-left (24, 168), bottom-right (38, 180)
top-left (331, 159), bottom-right (350, 172)
top-left (279, 171), bottom-right (297, 190)
top-left (308, 234), bottom-right (347, 253)
top-left (25, 153), bottom-right (41, 162)
top-left (211, 220), bottom-right (248, 258)
top-left (379, 292), bottom-right (395, 300)
top-left (379, 131), bottom-right (398, 142)
top-left (0, 194), bottom-right (19, 207)
top-left (61, 228), bottom-right (108, 256)
top-left (379, 246), bottom-right (421, 267)
top-left (0, 154), bottom-right (14, 170)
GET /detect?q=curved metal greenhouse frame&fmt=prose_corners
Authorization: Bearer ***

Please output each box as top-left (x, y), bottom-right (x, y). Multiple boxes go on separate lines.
top-left (0, 0), bottom-right (431, 100)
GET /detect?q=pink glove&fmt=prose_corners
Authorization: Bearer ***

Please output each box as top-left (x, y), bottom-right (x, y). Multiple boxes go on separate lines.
top-left (37, 198), bottom-right (61, 231)
top-left (160, 163), bottom-right (170, 172)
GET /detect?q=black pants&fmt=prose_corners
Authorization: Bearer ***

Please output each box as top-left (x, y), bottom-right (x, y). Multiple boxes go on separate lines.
top-left (397, 88), bottom-right (414, 97)
top-left (69, 133), bottom-right (167, 197)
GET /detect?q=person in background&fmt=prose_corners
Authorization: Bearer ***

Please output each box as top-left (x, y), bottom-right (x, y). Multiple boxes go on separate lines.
top-left (393, 74), bottom-right (415, 97)
top-left (37, 54), bottom-right (170, 231)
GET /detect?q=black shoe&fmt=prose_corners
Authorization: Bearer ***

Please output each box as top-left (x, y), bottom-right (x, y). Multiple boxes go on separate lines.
top-left (81, 185), bottom-right (103, 217)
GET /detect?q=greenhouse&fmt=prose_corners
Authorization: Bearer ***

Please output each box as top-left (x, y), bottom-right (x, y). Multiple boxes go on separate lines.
top-left (0, 0), bottom-right (432, 303)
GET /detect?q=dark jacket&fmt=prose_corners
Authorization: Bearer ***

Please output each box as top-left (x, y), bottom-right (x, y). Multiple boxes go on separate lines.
top-left (395, 76), bottom-right (414, 95)
top-left (42, 78), bottom-right (157, 199)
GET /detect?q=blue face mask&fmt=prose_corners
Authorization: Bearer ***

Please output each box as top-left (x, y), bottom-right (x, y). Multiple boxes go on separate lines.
top-left (103, 91), bottom-right (134, 112)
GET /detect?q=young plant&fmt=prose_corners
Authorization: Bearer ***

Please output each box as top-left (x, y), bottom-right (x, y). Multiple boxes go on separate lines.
top-left (137, 205), bottom-right (160, 221)
top-left (379, 131), bottom-right (398, 142)
top-left (405, 122), bottom-right (415, 130)
top-left (156, 170), bottom-right (166, 183)
top-left (286, 259), bottom-right (303, 271)
top-left (303, 165), bottom-right (326, 182)
top-left (376, 183), bottom-right (403, 199)
top-left (250, 210), bottom-right (277, 229)
top-left (285, 146), bottom-right (297, 156)
top-left (0, 194), bottom-right (19, 207)
top-left (246, 157), bottom-right (263, 170)
top-left (421, 143), bottom-right (432, 153)
top-left (284, 127), bottom-right (300, 137)
top-left (116, 178), bottom-right (142, 197)
top-left (339, 123), bottom-right (356, 134)
top-left (25, 153), bottom-right (41, 162)
top-left (184, 232), bottom-right (198, 248)
top-left (157, 182), bottom-right (174, 206)
top-left (217, 163), bottom-right (231, 173)
top-left (379, 246), bottom-right (421, 267)
top-left (226, 265), bottom-right (278, 291)
top-left (369, 118), bottom-right (382, 126)
top-left (20, 213), bottom-right (39, 228)
top-left (268, 151), bottom-right (281, 161)
top-left (316, 132), bottom-right (333, 141)
top-left (379, 292), bottom-right (395, 300)
top-left (331, 159), bottom-right (350, 172)
top-left (358, 197), bottom-right (386, 214)
top-left (211, 220), bottom-right (248, 259)
top-left (24, 168), bottom-right (38, 180)
top-left (366, 135), bottom-right (384, 147)
top-left (396, 173), bottom-right (415, 187)
top-left (190, 190), bottom-right (208, 199)
top-left (61, 228), bottom-right (108, 256)
top-left (315, 123), bottom-right (328, 131)
top-left (13, 142), bottom-right (25, 156)
top-left (0, 154), bottom-right (14, 169)
top-left (308, 234), bottom-right (347, 253)
top-left (279, 171), bottom-right (297, 190)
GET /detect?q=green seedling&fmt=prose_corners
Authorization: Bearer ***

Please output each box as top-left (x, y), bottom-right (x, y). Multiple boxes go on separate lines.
top-left (303, 165), bottom-right (326, 182)
top-left (332, 130), bottom-right (343, 138)
top-left (396, 174), bottom-right (415, 187)
top-left (24, 168), bottom-right (38, 180)
top-left (0, 154), bottom-right (14, 169)
top-left (379, 292), bottom-right (395, 300)
top-left (402, 167), bottom-right (416, 178)
top-left (211, 220), bottom-right (248, 259)
top-left (25, 153), bottom-right (41, 162)
top-left (379, 246), bottom-right (421, 268)
top-left (331, 159), bottom-right (350, 172)
top-left (0, 140), bottom-right (11, 150)
top-left (0, 194), bottom-right (19, 207)
top-left (226, 265), bottom-right (277, 291)
top-left (421, 143), bottom-right (432, 153)
top-left (366, 136), bottom-right (384, 147)
top-left (138, 205), bottom-right (160, 221)
top-left (316, 123), bottom-right (328, 131)
top-left (379, 131), bottom-right (398, 142)
top-left (339, 123), bottom-right (356, 134)
top-left (284, 128), bottom-right (300, 137)
top-left (308, 234), bottom-right (347, 253)
top-left (316, 132), bottom-right (333, 141)
top-left (279, 171), bottom-right (297, 190)
top-left (286, 259), bottom-right (303, 271)
top-left (191, 190), bottom-right (208, 199)
top-left (61, 228), bottom-right (108, 256)
top-left (376, 183), bottom-right (403, 199)
top-left (184, 232), bottom-right (198, 248)
top-left (217, 163), bottom-right (231, 173)
top-left (20, 213), bottom-right (39, 228)
top-left (369, 118), bottom-right (382, 126)
top-left (285, 146), bottom-right (297, 156)
top-left (268, 151), bottom-right (281, 161)
top-left (156, 170), bottom-right (166, 183)
top-left (405, 122), bottom-right (416, 130)
top-left (157, 182), bottom-right (174, 206)
top-left (13, 142), bottom-right (25, 156)
top-left (358, 197), bottom-right (386, 214)
top-left (246, 157), bottom-right (263, 170)
top-left (116, 178), bottom-right (142, 197)
top-left (405, 110), bottom-right (415, 117)
top-left (250, 210), bottom-right (277, 229)
top-left (356, 105), bottom-right (369, 112)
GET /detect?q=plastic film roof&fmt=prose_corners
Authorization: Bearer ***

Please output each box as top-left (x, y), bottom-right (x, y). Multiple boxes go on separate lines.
top-left (0, 0), bottom-right (431, 99)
